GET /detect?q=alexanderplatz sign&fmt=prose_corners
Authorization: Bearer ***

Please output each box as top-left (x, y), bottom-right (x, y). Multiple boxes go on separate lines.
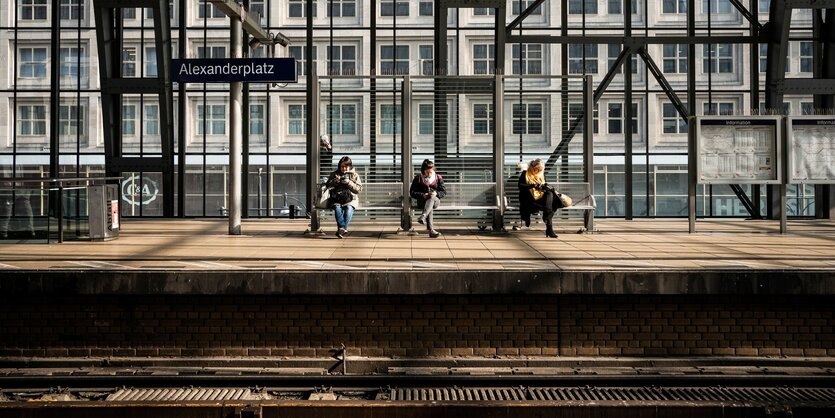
top-left (172, 58), bottom-right (297, 83)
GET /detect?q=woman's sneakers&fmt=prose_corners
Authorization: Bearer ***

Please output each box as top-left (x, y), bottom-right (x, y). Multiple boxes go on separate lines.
top-left (336, 227), bottom-right (346, 239)
top-left (417, 215), bottom-right (426, 225)
top-left (428, 230), bottom-right (441, 238)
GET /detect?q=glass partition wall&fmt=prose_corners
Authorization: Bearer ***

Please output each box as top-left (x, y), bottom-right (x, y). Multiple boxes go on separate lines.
top-left (0, 0), bottom-right (820, 218)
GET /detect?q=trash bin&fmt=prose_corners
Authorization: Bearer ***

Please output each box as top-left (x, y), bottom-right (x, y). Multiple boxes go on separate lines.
top-left (88, 184), bottom-right (120, 241)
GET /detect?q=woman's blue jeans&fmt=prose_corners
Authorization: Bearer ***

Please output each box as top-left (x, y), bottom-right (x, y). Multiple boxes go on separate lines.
top-left (334, 205), bottom-right (354, 230)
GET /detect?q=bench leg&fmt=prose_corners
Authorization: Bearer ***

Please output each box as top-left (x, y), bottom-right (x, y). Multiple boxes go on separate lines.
top-left (304, 210), bottom-right (325, 235)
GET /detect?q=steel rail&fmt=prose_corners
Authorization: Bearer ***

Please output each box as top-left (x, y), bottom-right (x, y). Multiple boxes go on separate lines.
top-left (2, 373), bottom-right (835, 390)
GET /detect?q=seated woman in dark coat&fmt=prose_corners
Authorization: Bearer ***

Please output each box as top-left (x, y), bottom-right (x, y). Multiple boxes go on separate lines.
top-left (409, 159), bottom-right (446, 238)
top-left (518, 159), bottom-right (562, 238)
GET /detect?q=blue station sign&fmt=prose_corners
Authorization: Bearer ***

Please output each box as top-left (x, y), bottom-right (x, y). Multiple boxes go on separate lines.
top-left (172, 58), bottom-right (297, 83)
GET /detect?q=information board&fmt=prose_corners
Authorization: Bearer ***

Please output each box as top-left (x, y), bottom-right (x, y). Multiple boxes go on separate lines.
top-left (696, 116), bottom-right (781, 184)
top-left (787, 117), bottom-right (835, 184)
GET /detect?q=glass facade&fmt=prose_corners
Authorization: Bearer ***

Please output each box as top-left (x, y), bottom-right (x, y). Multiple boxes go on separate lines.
top-left (0, 0), bottom-right (819, 218)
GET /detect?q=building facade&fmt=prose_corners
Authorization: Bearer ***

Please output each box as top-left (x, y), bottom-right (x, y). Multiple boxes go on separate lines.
top-left (0, 0), bottom-right (819, 219)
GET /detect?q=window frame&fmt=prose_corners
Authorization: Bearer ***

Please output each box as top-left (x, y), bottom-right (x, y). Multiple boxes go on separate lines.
top-left (60, 0), bottom-right (84, 21)
top-left (327, 45), bottom-right (357, 76)
top-left (328, 0), bottom-right (356, 18)
top-left (568, 44), bottom-right (598, 74)
top-left (702, 44), bottom-right (734, 74)
top-left (18, 46), bottom-right (49, 79)
top-left (381, 1), bottom-right (409, 17)
top-left (472, 103), bottom-right (495, 136)
top-left (18, 104), bottom-right (48, 137)
top-left (662, 102), bottom-right (688, 134)
top-left (196, 103), bottom-right (228, 136)
top-left (380, 44), bottom-right (409, 75)
top-left (511, 102), bottom-right (544, 136)
top-left (19, 0), bottom-right (48, 21)
top-left (512, 44), bottom-right (543, 75)
top-left (473, 43), bottom-right (496, 75)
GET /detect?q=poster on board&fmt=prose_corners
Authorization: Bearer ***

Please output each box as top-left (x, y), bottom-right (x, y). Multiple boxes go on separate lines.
top-left (787, 117), bottom-right (835, 184)
top-left (696, 116), bottom-right (782, 184)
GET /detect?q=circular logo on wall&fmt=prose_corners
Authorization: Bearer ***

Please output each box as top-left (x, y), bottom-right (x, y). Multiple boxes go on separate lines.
top-left (121, 175), bottom-right (159, 206)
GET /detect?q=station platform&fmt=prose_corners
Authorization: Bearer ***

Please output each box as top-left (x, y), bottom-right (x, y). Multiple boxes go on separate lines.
top-left (1, 218), bottom-right (835, 295)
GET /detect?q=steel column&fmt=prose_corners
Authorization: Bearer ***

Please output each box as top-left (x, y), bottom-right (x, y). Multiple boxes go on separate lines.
top-left (177, 0), bottom-right (186, 217)
top-left (306, 0), bottom-right (319, 232)
top-left (493, 6), bottom-right (506, 231)
top-left (687, 0), bottom-right (697, 233)
top-left (434, 2), bottom-right (449, 163)
top-left (819, 9), bottom-right (835, 219)
top-left (308, 76), bottom-right (321, 233)
top-left (493, 75), bottom-right (505, 232)
top-left (401, 78), bottom-right (413, 231)
top-left (49, 0), bottom-right (60, 179)
top-left (624, 0), bottom-right (633, 220)
top-left (584, 75), bottom-right (595, 232)
top-left (228, 17), bottom-right (243, 235)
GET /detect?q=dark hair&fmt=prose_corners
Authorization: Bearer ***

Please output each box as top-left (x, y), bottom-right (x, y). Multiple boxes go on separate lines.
top-left (338, 156), bottom-right (353, 169)
top-left (421, 159), bottom-right (435, 175)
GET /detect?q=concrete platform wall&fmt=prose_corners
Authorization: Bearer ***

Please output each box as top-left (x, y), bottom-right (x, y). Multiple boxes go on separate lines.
top-left (2, 295), bottom-right (833, 358)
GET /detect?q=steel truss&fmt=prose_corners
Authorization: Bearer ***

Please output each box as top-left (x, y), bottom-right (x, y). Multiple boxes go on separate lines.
top-left (93, 0), bottom-right (175, 217)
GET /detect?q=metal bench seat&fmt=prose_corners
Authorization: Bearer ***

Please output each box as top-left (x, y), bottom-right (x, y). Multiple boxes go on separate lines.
top-left (355, 182), bottom-right (403, 210)
top-left (551, 182), bottom-right (596, 211)
top-left (316, 182), bottom-right (403, 211)
top-left (431, 182), bottom-right (499, 211)
top-left (505, 181), bottom-right (596, 233)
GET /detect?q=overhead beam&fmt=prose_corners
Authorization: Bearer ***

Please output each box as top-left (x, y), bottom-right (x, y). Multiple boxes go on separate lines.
top-left (208, 0), bottom-right (273, 44)
top-left (440, 0), bottom-right (504, 6)
top-left (637, 47), bottom-right (689, 120)
top-left (506, 0), bottom-right (545, 33)
top-left (545, 46), bottom-right (632, 171)
top-left (727, 0), bottom-right (764, 31)
top-left (507, 35), bottom-right (760, 45)
top-left (782, 78), bottom-right (835, 94)
top-left (784, 0), bottom-right (835, 8)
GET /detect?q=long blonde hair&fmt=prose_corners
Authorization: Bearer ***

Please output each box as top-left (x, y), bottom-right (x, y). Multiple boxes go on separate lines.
top-left (528, 159), bottom-right (544, 174)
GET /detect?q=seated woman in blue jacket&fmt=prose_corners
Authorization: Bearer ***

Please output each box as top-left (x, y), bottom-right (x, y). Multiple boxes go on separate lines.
top-left (409, 159), bottom-right (446, 238)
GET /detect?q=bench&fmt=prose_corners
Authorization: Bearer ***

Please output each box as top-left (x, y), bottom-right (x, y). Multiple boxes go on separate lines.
top-left (408, 182), bottom-right (500, 231)
top-left (428, 182), bottom-right (499, 211)
top-left (355, 182), bottom-right (403, 210)
top-left (311, 182), bottom-right (403, 232)
top-left (505, 181), bottom-right (596, 233)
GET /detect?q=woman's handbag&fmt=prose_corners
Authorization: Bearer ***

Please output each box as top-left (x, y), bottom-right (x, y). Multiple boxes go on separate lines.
top-left (331, 188), bottom-right (354, 205)
top-left (314, 184), bottom-right (331, 209)
top-left (556, 192), bottom-right (573, 208)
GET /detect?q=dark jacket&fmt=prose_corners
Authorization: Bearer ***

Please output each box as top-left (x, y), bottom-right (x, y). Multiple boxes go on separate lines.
top-left (410, 174), bottom-right (446, 208)
top-left (518, 171), bottom-right (561, 221)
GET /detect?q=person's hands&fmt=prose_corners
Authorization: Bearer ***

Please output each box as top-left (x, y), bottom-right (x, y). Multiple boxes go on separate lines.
top-left (423, 193), bottom-right (431, 198)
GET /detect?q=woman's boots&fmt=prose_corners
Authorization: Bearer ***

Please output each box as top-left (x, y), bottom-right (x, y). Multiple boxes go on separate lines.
top-left (545, 221), bottom-right (558, 238)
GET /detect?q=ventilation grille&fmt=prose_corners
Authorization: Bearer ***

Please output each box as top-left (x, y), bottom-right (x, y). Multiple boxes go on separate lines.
top-left (106, 388), bottom-right (253, 402)
top-left (391, 387), bottom-right (527, 401)
top-left (392, 387), bottom-right (835, 403)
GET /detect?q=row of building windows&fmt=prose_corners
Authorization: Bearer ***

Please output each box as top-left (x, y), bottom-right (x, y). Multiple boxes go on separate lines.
top-left (10, 0), bottom-right (779, 23)
top-left (7, 99), bottom-right (761, 141)
top-left (4, 42), bottom-right (815, 90)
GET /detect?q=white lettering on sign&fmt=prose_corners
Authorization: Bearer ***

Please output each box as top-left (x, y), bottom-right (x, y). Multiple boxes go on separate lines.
top-left (178, 62), bottom-right (275, 77)
top-left (121, 175), bottom-right (159, 207)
